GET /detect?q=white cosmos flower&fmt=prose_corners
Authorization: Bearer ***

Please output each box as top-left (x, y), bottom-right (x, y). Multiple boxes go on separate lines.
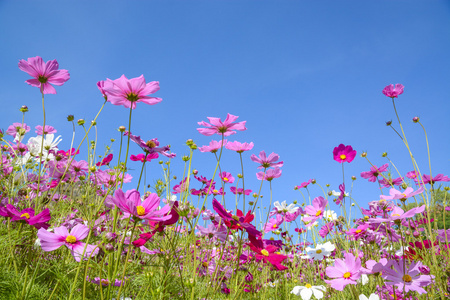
top-left (331, 190), bottom-right (349, 197)
top-left (323, 210), bottom-right (337, 222)
top-left (27, 134), bottom-right (62, 157)
top-left (358, 274), bottom-right (369, 285)
top-left (273, 200), bottom-right (298, 214)
top-left (291, 284), bottom-right (326, 300)
top-left (303, 241), bottom-right (335, 260)
top-left (359, 294), bottom-right (380, 300)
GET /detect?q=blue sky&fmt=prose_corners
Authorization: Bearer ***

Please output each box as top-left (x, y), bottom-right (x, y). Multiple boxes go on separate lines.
top-left (1, 1), bottom-right (449, 228)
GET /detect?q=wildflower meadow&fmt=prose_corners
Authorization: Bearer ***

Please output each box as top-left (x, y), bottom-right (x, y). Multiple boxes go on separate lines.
top-left (0, 54), bottom-right (448, 300)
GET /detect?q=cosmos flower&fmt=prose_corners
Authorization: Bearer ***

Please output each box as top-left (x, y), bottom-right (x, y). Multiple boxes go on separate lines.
top-left (103, 75), bottom-right (161, 109)
top-left (251, 151), bottom-right (283, 169)
top-left (382, 84), bottom-right (404, 99)
top-left (256, 167), bottom-right (282, 181)
top-left (273, 201), bottom-right (299, 214)
top-left (225, 141), bottom-right (254, 153)
top-left (303, 196), bottom-right (328, 223)
top-left (304, 242), bottom-right (335, 260)
top-left (264, 214), bottom-right (284, 233)
top-left (219, 171), bottom-right (235, 184)
top-left (333, 144), bottom-right (356, 163)
top-left (198, 139), bottom-right (228, 153)
top-left (3, 204), bottom-right (51, 229)
top-left (296, 179), bottom-right (312, 189)
top-left (130, 153), bottom-right (159, 163)
top-left (382, 260), bottom-right (433, 294)
top-left (291, 284), bottom-right (326, 300)
top-left (230, 187), bottom-right (252, 195)
top-left (6, 123), bottom-right (31, 137)
top-left (325, 252), bottom-right (362, 291)
top-left (360, 164), bottom-right (389, 182)
top-left (379, 187), bottom-right (424, 201)
top-left (18, 56), bottom-right (70, 94)
top-left (35, 125), bottom-right (57, 135)
top-left (197, 113), bottom-right (246, 136)
top-left (247, 235), bottom-right (288, 270)
top-left (96, 153), bottom-right (113, 166)
top-left (37, 224), bottom-right (99, 262)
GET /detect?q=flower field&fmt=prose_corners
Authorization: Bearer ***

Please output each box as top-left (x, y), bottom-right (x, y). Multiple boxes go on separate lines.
top-left (0, 56), bottom-right (449, 300)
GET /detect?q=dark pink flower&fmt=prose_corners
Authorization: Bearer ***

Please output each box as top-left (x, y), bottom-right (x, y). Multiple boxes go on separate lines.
top-left (251, 151), bottom-right (283, 169)
top-left (382, 84), bottom-right (404, 99)
top-left (35, 125), bottom-right (57, 135)
top-left (333, 144), bottom-right (356, 163)
top-left (319, 222), bottom-right (334, 238)
top-left (246, 235), bottom-right (288, 270)
top-left (406, 170), bottom-right (419, 180)
top-left (360, 164), bottom-right (389, 182)
top-left (6, 204), bottom-right (51, 229)
top-left (197, 113), bottom-right (246, 136)
top-left (103, 75), bottom-right (161, 109)
top-left (18, 56), bottom-right (70, 94)
top-left (379, 177), bottom-right (403, 188)
top-left (130, 153), bottom-right (159, 163)
top-left (96, 153), bottom-right (113, 166)
top-left (212, 199), bottom-right (260, 237)
top-left (219, 171), bottom-right (235, 184)
top-left (296, 179), bottom-right (312, 189)
top-left (125, 132), bottom-right (175, 158)
top-left (37, 224), bottom-right (99, 262)
top-left (225, 141), bottom-right (254, 153)
top-left (419, 174), bottom-right (450, 185)
top-left (325, 252), bottom-right (362, 291)
top-left (230, 187), bottom-right (252, 195)
top-left (264, 214), bottom-right (284, 233)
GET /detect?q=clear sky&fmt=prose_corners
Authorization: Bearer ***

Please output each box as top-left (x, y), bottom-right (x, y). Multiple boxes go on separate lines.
top-left (1, 1), bottom-right (449, 225)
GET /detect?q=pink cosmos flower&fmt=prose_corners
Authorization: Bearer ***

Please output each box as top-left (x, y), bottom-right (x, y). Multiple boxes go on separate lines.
top-left (319, 222), bottom-right (334, 238)
top-left (382, 84), bottom-right (404, 99)
top-left (264, 214), bottom-right (284, 233)
top-left (6, 123), bottom-right (30, 137)
top-left (197, 113), bottom-right (246, 136)
top-left (345, 223), bottom-right (370, 240)
top-left (230, 187), bottom-right (252, 195)
top-left (419, 174), bottom-right (450, 185)
top-left (196, 224), bottom-right (228, 241)
top-left (380, 187), bottom-right (424, 201)
top-left (382, 260), bottom-right (433, 294)
top-left (111, 189), bottom-right (171, 222)
top-left (125, 132), bottom-right (175, 158)
top-left (325, 252), bottom-right (362, 291)
top-left (37, 224), bottom-right (99, 262)
top-left (296, 179), bottom-right (312, 189)
top-left (256, 167), bottom-right (282, 181)
top-left (247, 235), bottom-right (288, 271)
top-left (303, 196), bottom-right (328, 223)
top-left (406, 170), bottom-right (419, 180)
top-left (333, 144), bottom-right (356, 163)
top-left (379, 177), bottom-right (403, 188)
top-left (219, 171), bottom-right (235, 184)
top-left (360, 164), bottom-right (389, 182)
top-left (96, 153), bottom-right (113, 166)
top-left (35, 125), bottom-right (57, 135)
top-left (18, 56), bottom-right (70, 94)
top-left (103, 75), bottom-right (161, 109)
top-left (251, 151), bottom-right (283, 169)
top-left (225, 141), bottom-right (254, 153)
top-left (368, 205), bottom-right (425, 224)
top-left (130, 153), bottom-right (159, 163)
top-left (198, 139), bottom-right (228, 153)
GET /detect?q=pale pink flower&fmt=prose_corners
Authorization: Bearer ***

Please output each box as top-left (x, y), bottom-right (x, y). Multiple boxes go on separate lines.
top-left (198, 139), bottom-right (227, 153)
top-left (197, 113), bottom-right (246, 136)
top-left (251, 151), bottom-right (283, 169)
top-left (18, 56), bottom-right (70, 94)
top-left (325, 252), bottom-right (362, 291)
top-left (35, 125), bottom-right (57, 135)
top-left (103, 75), bottom-right (161, 109)
top-left (382, 260), bottom-right (433, 294)
top-left (380, 187), bottom-right (424, 201)
top-left (225, 141), bottom-right (254, 153)
top-left (303, 196), bottom-right (328, 223)
top-left (256, 167), bottom-right (282, 181)
top-left (6, 123), bottom-right (30, 136)
top-left (360, 164), bottom-right (389, 182)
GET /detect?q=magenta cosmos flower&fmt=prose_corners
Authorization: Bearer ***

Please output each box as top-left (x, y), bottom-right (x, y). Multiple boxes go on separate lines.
top-left (18, 56), bottom-right (70, 94)
top-left (111, 189), bottom-right (171, 222)
top-left (303, 196), bottom-right (328, 223)
top-left (333, 144), bottom-right (356, 163)
top-left (197, 113), bottom-right (246, 136)
top-left (368, 205), bottom-right (425, 224)
top-left (103, 75), bottom-right (161, 109)
top-left (198, 139), bottom-right (228, 153)
top-left (37, 224), bottom-right (99, 262)
top-left (256, 167), bottom-right (282, 181)
top-left (382, 84), bottom-right (404, 99)
top-left (1, 204), bottom-right (51, 229)
top-left (130, 153), bottom-right (159, 163)
top-left (360, 163), bottom-right (389, 182)
top-left (251, 151), bottom-right (283, 169)
top-left (325, 252), bottom-right (362, 291)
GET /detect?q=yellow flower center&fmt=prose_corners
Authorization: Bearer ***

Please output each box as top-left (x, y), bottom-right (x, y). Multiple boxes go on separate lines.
top-left (126, 92), bottom-right (139, 102)
top-left (202, 262), bottom-right (208, 268)
top-left (316, 249), bottom-right (322, 254)
top-left (343, 272), bottom-right (351, 278)
top-left (273, 224), bottom-right (278, 228)
top-left (355, 229), bottom-right (362, 233)
top-left (213, 189), bottom-right (218, 194)
top-left (20, 213), bottom-right (30, 219)
top-left (315, 210), bottom-right (322, 217)
top-left (305, 283), bottom-right (312, 288)
top-left (146, 140), bottom-right (156, 148)
top-left (38, 75), bottom-right (48, 83)
top-left (65, 235), bottom-right (77, 244)
top-left (340, 154), bottom-right (347, 160)
top-left (392, 214), bottom-right (400, 217)
top-left (223, 177), bottom-right (229, 182)
top-left (136, 205), bottom-right (146, 216)
top-left (403, 274), bottom-right (412, 282)
top-left (261, 249), bottom-right (269, 256)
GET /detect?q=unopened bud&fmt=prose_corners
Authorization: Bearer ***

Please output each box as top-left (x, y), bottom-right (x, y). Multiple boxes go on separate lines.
top-left (361, 152), bottom-right (367, 158)
top-left (182, 155), bottom-right (190, 162)
top-left (385, 120), bottom-right (392, 126)
top-left (311, 179), bottom-right (316, 184)
top-left (118, 126), bottom-right (126, 132)
top-left (89, 166), bottom-right (96, 172)
top-left (328, 191), bottom-right (332, 196)
top-left (191, 144), bottom-right (197, 150)
top-left (91, 120), bottom-right (97, 126)
top-left (19, 105), bottom-right (28, 112)
top-left (351, 176), bottom-right (356, 181)
top-left (237, 174), bottom-right (243, 178)
top-left (67, 115), bottom-right (74, 121)
top-left (186, 139), bottom-right (194, 145)
top-left (248, 201), bottom-right (254, 205)
top-left (293, 200), bottom-right (297, 204)
top-left (412, 116), bottom-right (420, 123)
top-left (192, 169), bottom-right (198, 175)
top-left (104, 243), bottom-right (114, 252)
top-left (382, 152), bottom-right (387, 157)
top-left (401, 183), bottom-right (408, 189)
top-left (444, 186), bottom-right (450, 191)
top-left (159, 160), bottom-right (163, 165)
top-left (77, 119), bottom-right (85, 126)
top-left (252, 193), bottom-right (258, 198)
top-left (326, 184), bottom-right (330, 187)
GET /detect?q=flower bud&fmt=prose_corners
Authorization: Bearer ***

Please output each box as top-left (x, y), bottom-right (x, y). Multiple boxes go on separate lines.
top-left (361, 152), bottom-right (367, 158)
top-left (245, 272), bottom-right (253, 282)
top-left (77, 119), bottom-right (85, 126)
top-left (91, 120), bottom-right (97, 126)
top-left (104, 243), bottom-right (114, 252)
top-left (293, 200), bottom-right (297, 204)
top-left (311, 179), bottom-right (316, 184)
top-left (192, 169), bottom-right (198, 175)
top-left (444, 186), bottom-right (450, 191)
top-left (385, 120), bottom-right (392, 126)
top-left (413, 231), bottom-right (420, 238)
top-left (351, 176), bottom-right (356, 181)
top-left (248, 201), bottom-right (254, 205)
top-left (89, 166), bottom-right (96, 172)
top-left (191, 144), bottom-right (197, 150)
top-left (118, 126), bottom-right (126, 132)
top-left (401, 183), bottom-right (408, 189)
top-left (182, 155), bottom-right (190, 162)
top-left (412, 116), bottom-right (420, 123)
top-left (328, 191), bottom-right (332, 196)
top-left (326, 184), bottom-right (330, 187)
top-left (19, 105), bottom-right (28, 112)
top-left (105, 232), bottom-right (117, 242)
top-left (238, 174), bottom-right (243, 178)
top-left (186, 139), bottom-right (194, 145)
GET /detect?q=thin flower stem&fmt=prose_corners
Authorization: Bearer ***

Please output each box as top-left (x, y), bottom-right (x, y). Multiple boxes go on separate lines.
top-left (120, 107), bottom-right (133, 189)
top-left (136, 160), bottom-right (147, 190)
top-left (239, 152), bottom-right (246, 211)
top-left (418, 121), bottom-right (433, 189)
top-left (36, 91), bottom-right (46, 207)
